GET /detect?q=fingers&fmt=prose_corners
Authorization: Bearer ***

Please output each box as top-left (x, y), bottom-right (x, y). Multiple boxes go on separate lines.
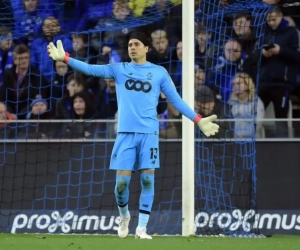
top-left (203, 123), bottom-right (220, 137)
top-left (56, 40), bottom-right (63, 49)
top-left (206, 114), bottom-right (217, 122)
top-left (204, 132), bottom-right (211, 137)
top-left (212, 123), bottom-right (219, 130)
top-left (47, 42), bottom-right (55, 57)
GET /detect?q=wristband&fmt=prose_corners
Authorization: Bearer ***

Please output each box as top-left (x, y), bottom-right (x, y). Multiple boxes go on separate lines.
top-left (193, 114), bottom-right (202, 124)
top-left (63, 52), bottom-right (70, 63)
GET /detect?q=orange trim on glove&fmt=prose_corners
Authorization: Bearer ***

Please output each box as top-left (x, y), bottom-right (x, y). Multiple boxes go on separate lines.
top-left (63, 52), bottom-right (70, 64)
top-left (193, 114), bottom-right (202, 124)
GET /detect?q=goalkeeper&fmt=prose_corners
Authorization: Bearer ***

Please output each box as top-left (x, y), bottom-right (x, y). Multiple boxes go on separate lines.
top-left (47, 32), bottom-right (219, 239)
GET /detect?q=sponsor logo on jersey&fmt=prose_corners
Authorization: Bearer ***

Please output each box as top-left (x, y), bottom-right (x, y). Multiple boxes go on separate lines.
top-left (125, 79), bottom-right (152, 93)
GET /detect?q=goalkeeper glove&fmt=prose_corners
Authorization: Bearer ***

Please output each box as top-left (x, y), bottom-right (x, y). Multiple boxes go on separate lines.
top-left (194, 114), bottom-right (219, 137)
top-left (47, 40), bottom-right (70, 63)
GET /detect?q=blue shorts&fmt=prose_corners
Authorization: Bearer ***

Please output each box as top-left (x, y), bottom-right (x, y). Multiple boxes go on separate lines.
top-left (110, 132), bottom-right (160, 171)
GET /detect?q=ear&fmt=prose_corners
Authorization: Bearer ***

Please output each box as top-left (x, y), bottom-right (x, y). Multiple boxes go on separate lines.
top-left (145, 46), bottom-right (149, 53)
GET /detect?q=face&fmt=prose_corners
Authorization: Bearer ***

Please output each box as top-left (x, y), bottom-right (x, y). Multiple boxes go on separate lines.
top-left (55, 61), bottom-right (68, 76)
top-left (0, 32), bottom-right (13, 50)
top-left (73, 97), bottom-right (85, 115)
top-left (152, 37), bottom-right (168, 54)
top-left (195, 101), bottom-right (215, 116)
top-left (14, 52), bottom-right (30, 69)
top-left (32, 102), bottom-right (47, 115)
top-left (232, 77), bottom-right (247, 94)
top-left (196, 32), bottom-right (210, 45)
top-left (67, 80), bottom-right (83, 97)
top-left (72, 37), bottom-right (85, 52)
top-left (23, 0), bottom-right (38, 12)
top-left (43, 18), bottom-right (60, 36)
top-left (267, 12), bottom-right (282, 30)
top-left (128, 39), bottom-right (148, 61)
top-left (176, 41), bottom-right (182, 61)
top-left (195, 68), bottom-right (205, 86)
top-left (224, 41), bottom-right (241, 62)
top-left (113, 4), bottom-right (130, 20)
top-left (233, 17), bottom-right (251, 36)
top-left (0, 103), bottom-right (6, 120)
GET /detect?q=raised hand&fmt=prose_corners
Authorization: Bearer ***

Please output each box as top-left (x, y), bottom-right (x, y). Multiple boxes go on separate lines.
top-left (47, 40), bottom-right (66, 61)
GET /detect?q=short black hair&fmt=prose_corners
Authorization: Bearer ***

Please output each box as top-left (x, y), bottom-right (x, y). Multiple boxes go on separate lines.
top-left (128, 32), bottom-right (151, 47)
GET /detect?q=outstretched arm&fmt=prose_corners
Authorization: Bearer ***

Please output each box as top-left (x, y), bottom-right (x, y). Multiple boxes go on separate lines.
top-left (160, 70), bottom-right (219, 137)
top-left (47, 40), bottom-right (115, 79)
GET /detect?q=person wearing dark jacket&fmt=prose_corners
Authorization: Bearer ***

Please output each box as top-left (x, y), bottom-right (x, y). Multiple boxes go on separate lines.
top-left (62, 91), bottom-right (100, 139)
top-left (96, 79), bottom-right (118, 119)
top-left (252, 7), bottom-right (300, 136)
top-left (0, 44), bottom-right (49, 118)
top-left (195, 85), bottom-right (233, 139)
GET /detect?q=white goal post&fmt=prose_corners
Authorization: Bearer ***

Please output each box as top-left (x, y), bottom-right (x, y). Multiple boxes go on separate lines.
top-left (181, 0), bottom-right (195, 236)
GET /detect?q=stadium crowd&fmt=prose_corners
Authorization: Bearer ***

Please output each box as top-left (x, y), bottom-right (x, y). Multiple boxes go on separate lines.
top-left (0, 0), bottom-right (299, 140)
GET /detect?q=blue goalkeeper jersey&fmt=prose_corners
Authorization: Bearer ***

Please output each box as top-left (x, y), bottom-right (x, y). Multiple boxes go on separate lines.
top-left (67, 58), bottom-right (198, 133)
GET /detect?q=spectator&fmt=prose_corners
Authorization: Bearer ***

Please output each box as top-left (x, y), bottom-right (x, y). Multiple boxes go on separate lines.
top-left (147, 29), bottom-right (172, 70)
top-left (62, 91), bottom-right (100, 139)
top-left (91, 0), bottom-right (136, 63)
top-left (30, 16), bottom-right (72, 82)
top-left (194, 67), bottom-right (206, 86)
top-left (170, 40), bottom-right (182, 93)
top-left (55, 73), bottom-right (85, 119)
top-left (195, 24), bottom-right (212, 70)
top-left (0, 44), bottom-right (49, 118)
top-left (71, 33), bottom-right (97, 64)
top-left (231, 13), bottom-right (256, 55)
top-left (50, 60), bottom-right (69, 110)
top-left (228, 73), bottom-right (265, 139)
top-left (22, 96), bottom-right (52, 139)
top-left (0, 102), bottom-right (16, 139)
top-left (207, 39), bottom-right (247, 102)
top-left (96, 79), bottom-right (118, 119)
top-left (71, 33), bottom-right (99, 95)
top-left (13, 0), bottom-right (54, 46)
top-left (0, 26), bottom-right (14, 86)
top-left (263, 0), bottom-right (300, 28)
top-left (254, 8), bottom-right (300, 136)
top-left (195, 85), bottom-right (232, 138)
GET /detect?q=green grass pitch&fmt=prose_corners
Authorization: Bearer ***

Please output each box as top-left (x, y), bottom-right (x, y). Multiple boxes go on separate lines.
top-left (1, 234), bottom-right (300, 250)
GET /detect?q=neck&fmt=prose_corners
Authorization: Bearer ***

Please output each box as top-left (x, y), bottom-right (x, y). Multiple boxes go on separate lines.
top-left (198, 43), bottom-right (206, 53)
top-left (237, 92), bottom-right (249, 102)
top-left (17, 68), bottom-right (27, 75)
top-left (132, 58), bottom-right (147, 65)
top-left (45, 35), bottom-right (53, 42)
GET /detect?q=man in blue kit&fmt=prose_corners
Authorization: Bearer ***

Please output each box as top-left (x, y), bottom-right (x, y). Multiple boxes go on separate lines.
top-left (47, 32), bottom-right (219, 239)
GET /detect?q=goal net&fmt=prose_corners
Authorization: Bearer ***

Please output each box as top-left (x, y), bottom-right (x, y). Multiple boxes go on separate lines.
top-left (0, 0), bottom-right (271, 236)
